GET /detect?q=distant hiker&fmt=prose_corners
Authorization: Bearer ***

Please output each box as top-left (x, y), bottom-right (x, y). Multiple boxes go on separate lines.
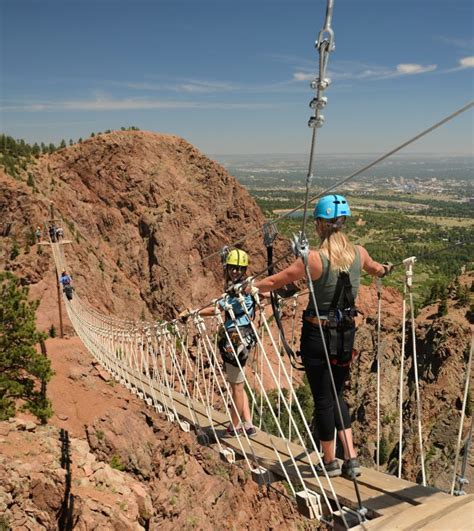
top-left (35, 226), bottom-right (42, 243)
top-left (60, 271), bottom-right (73, 300)
top-left (60, 271), bottom-right (72, 286)
top-left (56, 227), bottom-right (64, 240)
top-left (49, 225), bottom-right (57, 243)
top-left (250, 195), bottom-right (393, 479)
top-left (180, 249), bottom-right (258, 438)
top-left (63, 285), bottom-right (74, 301)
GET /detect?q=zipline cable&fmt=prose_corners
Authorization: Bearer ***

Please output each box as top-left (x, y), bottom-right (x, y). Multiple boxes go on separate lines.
top-left (195, 101), bottom-right (473, 268)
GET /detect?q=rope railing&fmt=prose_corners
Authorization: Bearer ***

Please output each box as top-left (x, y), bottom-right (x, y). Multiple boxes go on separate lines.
top-left (49, 223), bottom-right (472, 524)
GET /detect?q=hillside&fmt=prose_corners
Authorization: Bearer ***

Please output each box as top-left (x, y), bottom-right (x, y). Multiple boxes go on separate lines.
top-left (1, 131), bottom-right (280, 329)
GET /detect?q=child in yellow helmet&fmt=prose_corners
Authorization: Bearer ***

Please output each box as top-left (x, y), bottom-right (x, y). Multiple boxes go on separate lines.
top-left (196, 248), bottom-right (257, 438)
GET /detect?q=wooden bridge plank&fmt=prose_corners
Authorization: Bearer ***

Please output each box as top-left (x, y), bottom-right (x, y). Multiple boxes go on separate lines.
top-left (353, 494), bottom-right (474, 530)
top-left (121, 365), bottom-right (438, 519)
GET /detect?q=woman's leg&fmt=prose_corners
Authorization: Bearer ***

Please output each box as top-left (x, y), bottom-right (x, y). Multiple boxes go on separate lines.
top-left (305, 362), bottom-right (338, 463)
top-left (331, 364), bottom-right (356, 459)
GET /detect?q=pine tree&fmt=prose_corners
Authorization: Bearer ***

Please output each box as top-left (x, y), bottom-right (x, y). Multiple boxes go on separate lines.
top-left (0, 272), bottom-right (53, 421)
top-left (59, 139), bottom-right (66, 149)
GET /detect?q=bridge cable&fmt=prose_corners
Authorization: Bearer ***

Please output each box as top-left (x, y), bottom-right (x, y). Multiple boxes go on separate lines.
top-left (451, 335), bottom-right (473, 495)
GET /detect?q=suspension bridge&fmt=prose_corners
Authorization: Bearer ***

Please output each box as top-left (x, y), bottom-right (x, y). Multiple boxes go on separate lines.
top-left (48, 232), bottom-right (473, 529)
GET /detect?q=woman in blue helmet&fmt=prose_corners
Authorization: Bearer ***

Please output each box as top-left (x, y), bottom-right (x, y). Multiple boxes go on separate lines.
top-left (251, 194), bottom-right (391, 479)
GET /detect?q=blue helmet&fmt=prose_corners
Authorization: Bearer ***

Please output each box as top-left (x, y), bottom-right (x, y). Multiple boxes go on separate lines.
top-left (314, 194), bottom-right (351, 219)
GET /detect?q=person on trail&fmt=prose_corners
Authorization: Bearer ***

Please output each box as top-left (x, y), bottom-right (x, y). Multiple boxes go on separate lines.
top-left (181, 249), bottom-right (258, 438)
top-left (49, 225), bottom-right (57, 243)
top-left (249, 195), bottom-right (392, 479)
top-left (35, 226), bottom-right (42, 243)
top-left (59, 271), bottom-right (74, 300)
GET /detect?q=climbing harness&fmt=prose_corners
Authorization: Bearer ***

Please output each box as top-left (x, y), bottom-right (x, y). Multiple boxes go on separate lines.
top-left (325, 271), bottom-right (358, 367)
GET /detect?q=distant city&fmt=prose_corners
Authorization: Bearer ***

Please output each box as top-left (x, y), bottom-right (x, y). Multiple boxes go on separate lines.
top-left (211, 153), bottom-right (474, 198)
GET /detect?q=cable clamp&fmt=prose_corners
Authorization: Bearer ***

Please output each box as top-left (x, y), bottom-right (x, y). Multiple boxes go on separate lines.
top-left (291, 232), bottom-right (310, 260)
top-left (309, 96), bottom-right (327, 109)
top-left (310, 78), bottom-right (331, 91)
top-left (308, 115), bottom-right (325, 128)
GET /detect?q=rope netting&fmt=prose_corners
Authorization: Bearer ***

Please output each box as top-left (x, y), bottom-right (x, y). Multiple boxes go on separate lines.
top-left (49, 226), bottom-right (473, 525)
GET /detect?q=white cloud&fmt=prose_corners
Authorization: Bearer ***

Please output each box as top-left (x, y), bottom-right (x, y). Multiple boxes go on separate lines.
top-left (459, 56), bottom-right (474, 68)
top-left (0, 97), bottom-right (273, 112)
top-left (117, 79), bottom-right (237, 94)
top-left (438, 36), bottom-right (474, 51)
top-left (396, 63), bottom-right (437, 75)
top-left (293, 72), bottom-right (314, 81)
top-left (293, 61), bottom-right (437, 82)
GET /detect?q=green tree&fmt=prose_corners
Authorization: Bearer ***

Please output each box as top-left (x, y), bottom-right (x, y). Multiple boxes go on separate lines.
top-left (0, 272), bottom-right (53, 421)
top-left (437, 294), bottom-right (448, 317)
top-left (59, 139), bottom-right (67, 149)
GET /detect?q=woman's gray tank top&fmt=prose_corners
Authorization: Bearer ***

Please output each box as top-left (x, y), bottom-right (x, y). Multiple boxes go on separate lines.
top-left (306, 247), bottom-right (361, 315)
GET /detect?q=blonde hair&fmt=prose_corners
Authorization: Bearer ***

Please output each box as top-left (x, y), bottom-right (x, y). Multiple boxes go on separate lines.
top-left (318, 218), bottom-right (355, 272)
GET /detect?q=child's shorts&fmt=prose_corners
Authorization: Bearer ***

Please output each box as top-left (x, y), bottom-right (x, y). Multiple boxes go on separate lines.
top-left (224, 362), bottom-right (245, 384)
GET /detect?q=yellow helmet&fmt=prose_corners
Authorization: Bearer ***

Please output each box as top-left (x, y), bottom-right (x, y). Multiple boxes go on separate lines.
top-left (225, 249), bottom-right (249, 267)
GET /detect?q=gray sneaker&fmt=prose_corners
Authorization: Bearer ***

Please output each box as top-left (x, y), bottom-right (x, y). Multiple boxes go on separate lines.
top-left (341, 458), bottom-right (361, 479)
top-left (315, 459), bottom-right (341, 477)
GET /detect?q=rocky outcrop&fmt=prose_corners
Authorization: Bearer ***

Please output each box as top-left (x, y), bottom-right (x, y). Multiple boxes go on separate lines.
top-left (349, 313), bottom-right (472, 490)
top-left (0, 407), bottom-right (307, 530)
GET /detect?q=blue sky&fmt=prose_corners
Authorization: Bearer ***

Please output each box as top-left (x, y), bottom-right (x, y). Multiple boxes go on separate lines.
top-left (1, 0), bottom-right (473, 155)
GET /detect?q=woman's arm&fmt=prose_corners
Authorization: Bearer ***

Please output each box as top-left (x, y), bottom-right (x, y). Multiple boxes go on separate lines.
top-left (358, 245), bottom-right (387, 277)
top-left (253, 255), bottom-right (316, 293)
